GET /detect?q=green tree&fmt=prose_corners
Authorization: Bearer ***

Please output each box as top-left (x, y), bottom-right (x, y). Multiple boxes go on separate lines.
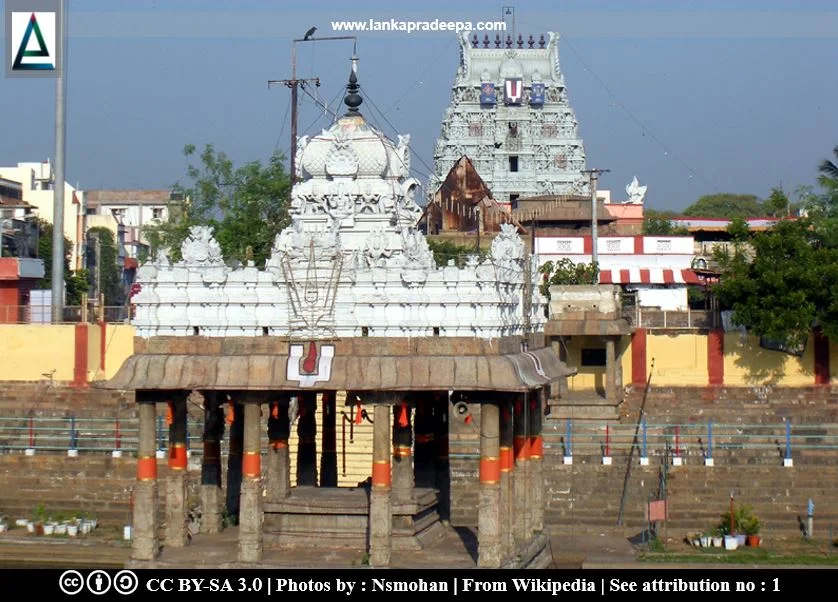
top-left (683, 193), bottom-right (763, 218)
top-left (643, 209), bottom-right (690, 235)
top-left (762, 187), bottom-right (789, 218)
top-left (87, 227), bottom-right (122, 306)
top-left (145, 144), bottom-right (291, 266)
top-left (538, 258), bottom-right (599, 296)
top-left (713, 218), bottom-right (838, 347)
top-left (426, 238), bottom-right (484, 267)
top-left (817, 145), bottom-right (838, 195)
top-left (35, 218), bottom-right (87, 305)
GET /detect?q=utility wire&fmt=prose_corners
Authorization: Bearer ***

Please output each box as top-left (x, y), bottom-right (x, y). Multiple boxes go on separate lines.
top-left (516, 18), bottom-right (718, 192)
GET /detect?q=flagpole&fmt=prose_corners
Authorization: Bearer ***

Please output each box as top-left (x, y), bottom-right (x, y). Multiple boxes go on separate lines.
top-left (51, 0), bottom-right (67, 323)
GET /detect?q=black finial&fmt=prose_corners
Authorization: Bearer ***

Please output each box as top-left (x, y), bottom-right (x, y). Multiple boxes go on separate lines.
top-left (344, 59), bottom-right (362, 115)
top-left (494, 34), bottom-right (501, 48)
top-left (483, 34), bottom-right (490, 48)
top-left (471, 33), bottom-right (478, 48)
top-left (528, 34), bottom-right (535, 49)
top-left (538, 34), bottom-right (546, 48)
top-left (517, 34), bottom-right (524, 49)
top-left (505, 35), bottom-right (513, 49)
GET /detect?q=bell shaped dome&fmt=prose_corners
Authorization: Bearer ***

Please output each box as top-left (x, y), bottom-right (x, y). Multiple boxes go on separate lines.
top-left (298, 66), bottom-right (403, 181)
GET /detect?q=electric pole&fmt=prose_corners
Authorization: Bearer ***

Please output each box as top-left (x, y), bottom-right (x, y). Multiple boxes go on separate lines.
top-left (582, 168), bottom-right (609, 283)
top-left (268, 34), bottom-right (356, 183)
top-left (51, 0), bottom-right (67, 323)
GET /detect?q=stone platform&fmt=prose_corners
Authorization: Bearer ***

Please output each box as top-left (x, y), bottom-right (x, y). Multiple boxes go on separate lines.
top-left (263, 486), bottom-right (444, 551)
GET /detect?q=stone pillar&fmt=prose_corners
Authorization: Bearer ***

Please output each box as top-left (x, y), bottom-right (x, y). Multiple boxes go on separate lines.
top-left (392, 400), bottom-right (414, 501)
top-left (165, 396), bottom-right (188, 547)
top-left (238, 403), bottom-right (263, 562)
top-left (529, 390), bottom-right (544, 534)
top-left (499, 398), bottom-right (514, 555)
top-left (266, 397), bottom-right (291, 499)
top-left (605, 337), bottom-right (617, 402)
top-left (296, 392), bottom-right (318, 486)
top-left (369, 403), bottom-right (392, 567)
top-left (133, 400), bottom-right (159, 560)
top-left (225, 399), bottom-right (244, 520)
top-left (413, 396), bottom-right (435, 488)
top-left (433, 394), bottom-right (450, 521)
top-left (477, 400), bottom-right (501, 568)
top-left (552, 338), bottom-right (568, 398)
top-left (201, 392), bottom-right (224, 533)
top-left (320, 391), bottom-right (338, 487)
top-left (512, 394), bottom-right (530, 544)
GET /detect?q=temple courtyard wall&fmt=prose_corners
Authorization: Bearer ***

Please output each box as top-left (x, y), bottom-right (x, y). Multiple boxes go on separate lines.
top-left (1, 384), bottom-right (837, 541)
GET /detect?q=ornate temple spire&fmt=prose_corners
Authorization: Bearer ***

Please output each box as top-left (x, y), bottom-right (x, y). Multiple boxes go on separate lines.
top-left (344, 55), bottom-right (363, 115)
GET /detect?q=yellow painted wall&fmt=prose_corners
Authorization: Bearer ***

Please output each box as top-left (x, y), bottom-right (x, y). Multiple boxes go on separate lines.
top-left (0, 325), bottom-right (78, 381)
top-left (562, 338), bottom-right (606, 393)
top-left (647, 333), bottom-right (709, 386)
top-left (288, 391), bottom-right (374, 487)
top-left (723, 332), bottom-right (814, 386)
top-left (87, 324), bottom-right (101, 381)
top-left (98, 324), bottom-right (136, 380)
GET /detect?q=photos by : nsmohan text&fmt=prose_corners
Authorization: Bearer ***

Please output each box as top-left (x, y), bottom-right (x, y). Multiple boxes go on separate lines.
top-left (143, 576), bottom-right (782, 595)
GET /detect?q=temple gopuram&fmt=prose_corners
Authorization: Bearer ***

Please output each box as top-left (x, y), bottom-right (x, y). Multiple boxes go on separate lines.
top-left (103, 62), bottom-right (573, 569)
top-left (431, 32), bottom-right (589, 210)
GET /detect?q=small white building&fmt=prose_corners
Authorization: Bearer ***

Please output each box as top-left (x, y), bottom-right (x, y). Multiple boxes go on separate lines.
top-left (84, 189), bottom-right (177, 260)
top-left (536, 234), bottom-right (701, 311)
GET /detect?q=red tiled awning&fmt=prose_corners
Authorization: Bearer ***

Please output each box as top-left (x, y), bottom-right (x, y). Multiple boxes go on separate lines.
top-left (599, 268), bottom-right (701, 285)
top-left (124, 257), bottom-right (139, 269)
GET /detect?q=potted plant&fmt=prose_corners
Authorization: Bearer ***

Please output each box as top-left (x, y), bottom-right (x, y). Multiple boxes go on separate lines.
top-left (700, 529), bottom-right (711, 548)
top-left (711, 527), bottom-right (724, 548)
top-left (741, 511), bottom-right (762, 547)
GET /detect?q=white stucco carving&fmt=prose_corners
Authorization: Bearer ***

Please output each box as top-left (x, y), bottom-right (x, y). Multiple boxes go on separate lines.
top-left (131, 92), bottom-right (545, 339)
top-left (625, 176), bottom-right (647, 205)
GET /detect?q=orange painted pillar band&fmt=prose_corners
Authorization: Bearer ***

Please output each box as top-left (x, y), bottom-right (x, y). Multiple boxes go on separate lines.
top-left (479, 457), bottom-right (500, 484)
top-left (242, 451), bottom-right (261, 478)
top-left (393, 445), bottom-right (412, 458)
top-left (513, 435), bottom-right (531, 460)
top-left (372, 461), bottom-right (391, 488)
top-left (530, 435), bottom-right (544, 460)
top-left (137, 456), bottom-right (157, 481)
top-left (270, 439), bottom-right (288, 450)
top-left (499, 446), bottom-right (513, 473)
top-left (168, 443), bottom-right (187, 470)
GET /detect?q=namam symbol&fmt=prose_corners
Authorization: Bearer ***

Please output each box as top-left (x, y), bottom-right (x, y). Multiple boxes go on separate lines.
top-left (287, 341), bottom-right (335, 387)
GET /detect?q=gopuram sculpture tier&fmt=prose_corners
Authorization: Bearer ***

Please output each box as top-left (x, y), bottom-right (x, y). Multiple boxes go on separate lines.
top-left (431, 32), bottom-right (588, 206)
top-left (131, 67), bottom-right (546, 340)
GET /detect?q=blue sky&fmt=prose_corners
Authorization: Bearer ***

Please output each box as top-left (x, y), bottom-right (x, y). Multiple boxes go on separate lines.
top-left (2, 0), bottom-right (837, 211)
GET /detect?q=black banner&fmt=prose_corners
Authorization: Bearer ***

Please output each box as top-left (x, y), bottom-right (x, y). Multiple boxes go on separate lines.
top-left (23, 568), bottom-right (824, 600)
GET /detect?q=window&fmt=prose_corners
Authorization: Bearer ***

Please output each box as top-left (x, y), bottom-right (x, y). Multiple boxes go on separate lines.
top-left (581, 348), bottom-right (606, 367)
top-left (111, 208), bottom-right (125, 218)
top-left (554, 154), bottom-right (567, 169)
top-left (542, 124), bottom-right (557, 137)
top-left (509, 194), bottom-right (519, 209)
top-left (85, 208), bottom-right (97, 216)
top-left (606, 239), bottom-right (621, 253)
top-left (509, 156), bottom-right (519, 172)
top-left (469, 122), bottom-right (483, 136)
top-left (152, 208), bottom-right (163, 220)
top-left (656, 239), bottom-right (672, 252)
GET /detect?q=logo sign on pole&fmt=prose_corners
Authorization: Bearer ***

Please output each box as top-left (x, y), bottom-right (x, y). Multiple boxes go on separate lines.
top-left (645, 499), bottom-right (668, 522)
top-left (5, 0), bottom-right (62, 78)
